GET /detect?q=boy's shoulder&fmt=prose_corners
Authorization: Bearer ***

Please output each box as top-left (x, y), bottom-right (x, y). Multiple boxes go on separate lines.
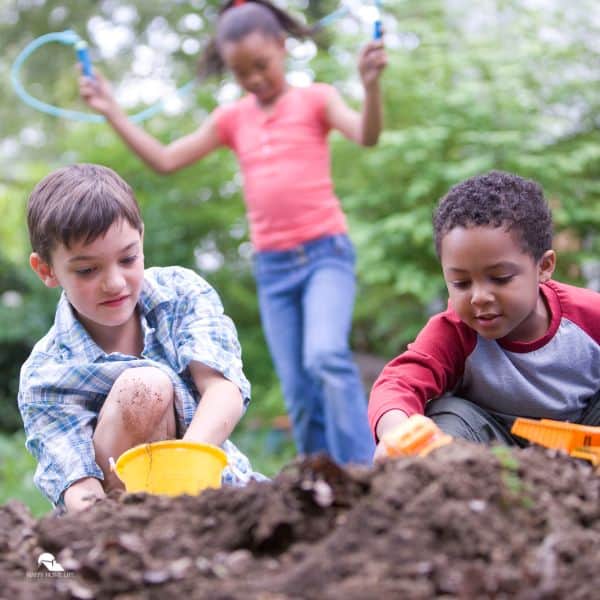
top-left (143, 265), bottom-right (211, 294)
top-left (545, 279), bottom-right (600, 309)
top-left (141, 265), bottom-right (221, 312)
top-left (544, 279), bottom-right (600, 341)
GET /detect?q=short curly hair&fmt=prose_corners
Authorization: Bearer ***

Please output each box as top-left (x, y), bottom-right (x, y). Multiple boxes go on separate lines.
top-left (433, 171), bottom-right (553, 260)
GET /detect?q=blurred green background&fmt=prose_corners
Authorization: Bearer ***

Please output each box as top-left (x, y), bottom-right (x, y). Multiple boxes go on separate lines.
top-left (1, 0), bottom-right (598, 516)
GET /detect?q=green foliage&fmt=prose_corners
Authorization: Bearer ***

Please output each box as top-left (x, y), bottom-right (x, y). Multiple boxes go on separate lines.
top-left (231, 426), bottom-right (297, 478)
top-left (335, 0), bottom-right (600, 355)
top-left (0, 431), bottom-right (51, 517)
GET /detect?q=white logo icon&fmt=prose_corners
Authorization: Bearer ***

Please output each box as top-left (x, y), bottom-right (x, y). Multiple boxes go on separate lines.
top-left (37, 552), bottom-right (65, 572)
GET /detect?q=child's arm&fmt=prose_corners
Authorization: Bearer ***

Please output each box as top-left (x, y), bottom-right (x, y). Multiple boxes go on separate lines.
top-left (183, 362), bottom-right (245, 446)
top-left (369, 310), bottom-right (476, 456)
top-left (162, 267), bottom-right (251, 442)
top-left (19, 389), bottom-right (107, 509)
top-left (79, 73), bottom-right (221, 173)
top-left (325, 40), bottom-right (387, 146)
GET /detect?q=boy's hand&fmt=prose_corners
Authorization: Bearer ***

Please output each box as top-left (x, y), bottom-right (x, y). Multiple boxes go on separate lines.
top-left (63, 477), bottom-right (106, 513)
top-left (373, 409), bottom-right (409, 463)
top-left (359, 40), bottom-right (388, 89)
top-left (79, 70), bottom-right (119, 117)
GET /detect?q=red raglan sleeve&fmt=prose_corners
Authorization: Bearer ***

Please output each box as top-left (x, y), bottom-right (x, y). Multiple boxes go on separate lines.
top-left (368, 308), bottom-right (477, 438)
top-left (549, 280), bottom-right (600, 344)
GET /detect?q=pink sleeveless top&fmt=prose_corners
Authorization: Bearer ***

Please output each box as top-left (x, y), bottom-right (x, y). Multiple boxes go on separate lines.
top-left (213, 83), bottom-right (347, 251)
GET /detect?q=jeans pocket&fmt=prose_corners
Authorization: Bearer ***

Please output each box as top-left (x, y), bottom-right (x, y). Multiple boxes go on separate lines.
top-left (333, 234), bottom-right (356, 262)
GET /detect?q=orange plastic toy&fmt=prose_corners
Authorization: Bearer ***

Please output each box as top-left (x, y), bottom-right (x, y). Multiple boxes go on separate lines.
top-left (382, 414), bottom-right (453, 458)
top-left (511, 418), bottom-right (600, 466)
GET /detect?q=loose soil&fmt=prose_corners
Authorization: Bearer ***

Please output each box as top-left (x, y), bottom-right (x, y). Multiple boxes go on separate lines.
top-left (1, 441), bottom-right (599, 599)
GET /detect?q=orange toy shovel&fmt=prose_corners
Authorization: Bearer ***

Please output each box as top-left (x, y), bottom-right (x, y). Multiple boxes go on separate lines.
top-left (511, 418), bottom-right (600, 467)
top-left (382, 414), bottom-right (453, 458)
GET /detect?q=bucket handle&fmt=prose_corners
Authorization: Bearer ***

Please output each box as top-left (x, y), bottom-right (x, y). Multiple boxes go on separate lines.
top-left (108, 456), bottom-right (126, 485)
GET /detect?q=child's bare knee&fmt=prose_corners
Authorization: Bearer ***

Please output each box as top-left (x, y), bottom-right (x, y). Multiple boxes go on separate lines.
top-left (110, 367), bottom-right (174, 429)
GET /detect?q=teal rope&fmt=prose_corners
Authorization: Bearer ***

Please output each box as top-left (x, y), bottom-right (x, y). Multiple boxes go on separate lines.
top-left (314, 6), bottom-right (352, 29)
top-left (11, 29), bottom-right (196, 123)
top-left (12, 4), bottom-right (383, 122)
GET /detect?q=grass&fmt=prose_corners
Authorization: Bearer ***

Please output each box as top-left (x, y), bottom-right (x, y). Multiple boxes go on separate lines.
top-left (0, 424), bottom-right (296, 518)
top-left (231, 425), bottom-right (297, 477)
top-left (0, 431), bottom-right (52, 517)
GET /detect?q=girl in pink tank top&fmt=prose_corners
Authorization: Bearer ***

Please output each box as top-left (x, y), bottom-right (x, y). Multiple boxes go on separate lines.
top-left (80, 0), bottom-right (387, 465)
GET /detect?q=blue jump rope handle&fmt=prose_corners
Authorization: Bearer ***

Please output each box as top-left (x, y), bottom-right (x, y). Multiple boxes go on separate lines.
top-left (75, 41), bottom-right (93, 78)
top-left (373, 20), bottom-right (383, 40)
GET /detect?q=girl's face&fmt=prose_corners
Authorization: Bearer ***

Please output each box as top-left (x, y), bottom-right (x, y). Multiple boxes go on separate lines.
top-left (221, 31), bottom-right (287, 106)
top-left (440, 225), bottom-right (555, 343)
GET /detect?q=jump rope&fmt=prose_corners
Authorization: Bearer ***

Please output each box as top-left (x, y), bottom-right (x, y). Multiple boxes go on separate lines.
top-left (11, 1), bottom-right (383, 124)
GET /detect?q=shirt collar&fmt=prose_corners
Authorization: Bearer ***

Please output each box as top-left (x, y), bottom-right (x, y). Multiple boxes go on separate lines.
top-left (53, 292), bottom-right (106, 362)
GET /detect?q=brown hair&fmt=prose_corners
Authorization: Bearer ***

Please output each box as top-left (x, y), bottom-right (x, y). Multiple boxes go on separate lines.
top-left (27, 163), bottom-right (143, 264)
top-left (198, 0), bottom-right (312, 80)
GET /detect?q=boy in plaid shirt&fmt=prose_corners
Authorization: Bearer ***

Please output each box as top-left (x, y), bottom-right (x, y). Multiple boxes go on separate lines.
top-left (19, 164), bottom-right (262, 512)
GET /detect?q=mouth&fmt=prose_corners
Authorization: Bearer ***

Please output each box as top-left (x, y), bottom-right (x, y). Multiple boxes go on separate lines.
top-left (474, 313), bottom-right (502, 327)
top-left (100, 295), bottom-right (129, 307)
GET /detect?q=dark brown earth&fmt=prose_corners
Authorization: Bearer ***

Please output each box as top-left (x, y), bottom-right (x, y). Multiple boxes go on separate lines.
top-left (1, 441), bottom-right (599, 599)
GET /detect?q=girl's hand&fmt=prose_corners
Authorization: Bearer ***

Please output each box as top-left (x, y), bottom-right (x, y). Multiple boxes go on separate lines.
top-left (79, 70), bottom-right (119, 117)
top-left (359, 40), bottom-right (388, 89)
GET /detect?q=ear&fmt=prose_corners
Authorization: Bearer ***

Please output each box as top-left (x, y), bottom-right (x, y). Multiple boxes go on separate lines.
top-left (30, 253), bottom-right (60, 288)
top-left (537, 249), bottom-right (556, 283)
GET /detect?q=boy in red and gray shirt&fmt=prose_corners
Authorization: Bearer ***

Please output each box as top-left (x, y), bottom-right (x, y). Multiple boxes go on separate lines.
top-left (370, 171), bottom-right (600, 460)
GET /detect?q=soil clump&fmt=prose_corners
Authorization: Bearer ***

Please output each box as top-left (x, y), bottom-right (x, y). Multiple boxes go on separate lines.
top-left (1, 441), bottom-right (599, 599)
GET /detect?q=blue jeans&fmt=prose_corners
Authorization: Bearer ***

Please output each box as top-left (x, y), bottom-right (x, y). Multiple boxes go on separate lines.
top-left (253, 234), bottom-right (375, 465)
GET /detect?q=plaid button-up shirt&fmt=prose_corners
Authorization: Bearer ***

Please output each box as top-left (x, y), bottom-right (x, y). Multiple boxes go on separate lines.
top-left (19, 266), bottom-right (261, 505)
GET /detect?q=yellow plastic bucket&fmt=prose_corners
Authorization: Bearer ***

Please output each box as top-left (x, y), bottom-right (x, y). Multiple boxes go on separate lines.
top-left (114, 440), bottom-right (228, 496)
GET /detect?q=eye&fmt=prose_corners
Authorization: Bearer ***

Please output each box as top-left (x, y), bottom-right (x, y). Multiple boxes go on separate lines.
top-left (491, 275), bottom-right (514, 285)
top-left (451, 281), bottom-right (470, 290)
top-left (120, 255), bottom-right (138, 265)
top-left (75, 267), bottom-right (96, 277)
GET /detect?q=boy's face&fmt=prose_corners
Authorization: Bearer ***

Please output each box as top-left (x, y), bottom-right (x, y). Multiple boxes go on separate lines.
top-left (440, 226), bottom-right (555, 343)
top-left (30, 219), bottom-right (144, 344)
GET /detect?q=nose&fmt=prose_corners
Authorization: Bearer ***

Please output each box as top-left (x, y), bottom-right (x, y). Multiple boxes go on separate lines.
top-left (470, 283), bottom-right (493, 306)
top-left (102, 266), bottom-right (126, 295)
top-left (245, 71), bottom-right (263, 89)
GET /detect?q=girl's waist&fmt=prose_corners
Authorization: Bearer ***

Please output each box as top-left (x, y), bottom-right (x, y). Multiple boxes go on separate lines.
top-left (251, 212), bottom-right (348, 253)
top-left (253, 231), bottom-right (353, 265)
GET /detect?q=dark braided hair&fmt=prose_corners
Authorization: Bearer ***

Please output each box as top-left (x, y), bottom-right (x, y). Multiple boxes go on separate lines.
top-left (198, 0), bottom-right (312, 80)
top-left (433, 171), bottom-right (553, 260)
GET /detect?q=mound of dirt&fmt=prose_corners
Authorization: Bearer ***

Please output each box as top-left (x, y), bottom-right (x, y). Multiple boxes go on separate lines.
top-left (1, 441), bottom-right (599, 599)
